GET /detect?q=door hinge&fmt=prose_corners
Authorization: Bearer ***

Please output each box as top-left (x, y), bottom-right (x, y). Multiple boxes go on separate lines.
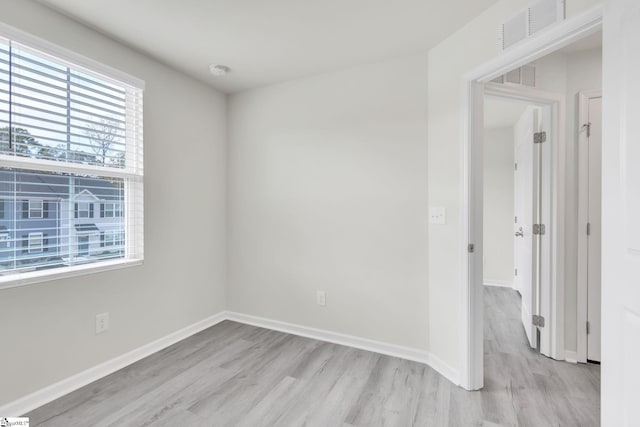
top-left (533, 131), bottom-right (547, 144)
top-left (468, 243), bottom-right (475, 254)
top-left (533, 315), bottom-right (545, 328)
top-left (587, 222), bottom-right (591, 236)
top-left (515, 268), bottom-right (518, 276)
top-left (515, 216), bottom-right (518, 223)
top-left (515, 162), bottom-right (518, 171)
top-left (533, 224), bottom-right (546, 235)
top-left (586, 321), bottom-right (591, 334)
top-left (583, 122), bottom-right (592, 138)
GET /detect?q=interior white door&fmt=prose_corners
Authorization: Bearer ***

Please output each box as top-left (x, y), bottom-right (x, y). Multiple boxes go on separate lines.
top-left (602, 0), bottom-right (640, 424)
top-left (586, 96), bottom-right (602, 362)
top-left (514, 106), bottom-right (538, 348)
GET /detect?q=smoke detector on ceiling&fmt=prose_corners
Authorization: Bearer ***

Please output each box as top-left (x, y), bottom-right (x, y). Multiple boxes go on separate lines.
top-left (209, 64), bottom-right (231, 76)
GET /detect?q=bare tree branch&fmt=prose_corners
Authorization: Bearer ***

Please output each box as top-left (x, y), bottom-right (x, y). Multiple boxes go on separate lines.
top-left (86, 119), bottom-right (122, 165)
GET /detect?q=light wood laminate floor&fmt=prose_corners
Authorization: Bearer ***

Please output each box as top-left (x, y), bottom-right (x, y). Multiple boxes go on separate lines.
top-left (27, 287), bottom-right (600, 426)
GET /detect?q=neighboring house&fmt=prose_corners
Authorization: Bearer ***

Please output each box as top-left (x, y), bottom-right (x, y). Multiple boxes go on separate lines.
top-left (0, 170), bottom-right (124, 271)
top-left (59, 179), bottom-right (125, 262)
top-left (0, 170), bottom-right (62, 269)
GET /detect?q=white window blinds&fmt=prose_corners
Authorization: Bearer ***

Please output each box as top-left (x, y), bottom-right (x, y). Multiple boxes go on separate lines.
top-left (0, 29), bottom-right (144, 287)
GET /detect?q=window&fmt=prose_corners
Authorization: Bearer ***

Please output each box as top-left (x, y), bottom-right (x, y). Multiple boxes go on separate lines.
top-left (103, 203), bottom-right (113, 217)
top-left (0, 232), bottom-right (9, 248)
top-left (0, 29), bottom-right (144, 287)
top-left (29, 199), bottom-right (43, 218)
top-left (76, 202), bottom-right (90, 218)
top-left (28, 232), bottom-right (43, 253)
top-left (101, 202), bottom-right (121, 218)
top-left (101, 231), bottom-right (123, 247)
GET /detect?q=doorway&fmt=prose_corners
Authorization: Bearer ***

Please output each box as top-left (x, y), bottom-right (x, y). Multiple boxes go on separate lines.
top-left (483, 86), bottom-right (559, 358)
top-left (461, 9), bottom-right (603, 390)
top-left (77, 235), bottom-right (89, 257)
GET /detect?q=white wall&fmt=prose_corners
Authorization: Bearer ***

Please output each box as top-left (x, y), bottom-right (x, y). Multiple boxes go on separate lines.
top-left (0, 0), bottom-right (227, 405)
top-left (531, 47), bottom-right (602, 353)
top-left (228, 55), bottom-right (430, 350)
top-left (483, 127), bottom-right (514, 285)
top-left (427, 0), bottom-right (600, 372)
top-left (229, 0), bottom-right (601, 378)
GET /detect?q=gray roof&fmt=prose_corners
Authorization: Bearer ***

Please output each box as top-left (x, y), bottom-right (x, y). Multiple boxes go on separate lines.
top-left (0, 170), bottom-right (123, 201)
top-left (75, 223), bottom-right (99, 232)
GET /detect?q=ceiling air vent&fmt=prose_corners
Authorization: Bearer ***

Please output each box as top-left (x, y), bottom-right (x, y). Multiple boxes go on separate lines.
top-left (500, 0), bottom-right (565, 50)
top-left (491, 65), bottom-right (536, 87)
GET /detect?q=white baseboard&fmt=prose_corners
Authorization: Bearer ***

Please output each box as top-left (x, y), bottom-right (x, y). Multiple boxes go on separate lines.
top-left (226, 311), bottom-right (460, 386)
top-left (2, 310), bottom-right (461, 416)
top-left (0, 311), bottom-right (227, 417)
top-left (483, 280), bottom-right (514, 288)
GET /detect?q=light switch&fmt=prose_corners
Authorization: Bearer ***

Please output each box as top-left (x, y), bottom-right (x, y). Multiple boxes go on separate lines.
top-left (430, 207), bottom-right (446, 225)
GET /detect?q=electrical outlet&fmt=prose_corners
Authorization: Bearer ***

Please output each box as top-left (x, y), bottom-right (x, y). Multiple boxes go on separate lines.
top-left (429, 207), bottom-right (446, 224)
top-left (316, 290), bottom-right (326, 307)
top-left (95, 312), bottom-right (109, 334)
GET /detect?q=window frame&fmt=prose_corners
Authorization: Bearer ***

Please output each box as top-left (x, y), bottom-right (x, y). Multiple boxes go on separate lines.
top-left (102, 202), bottom-right (121, 218)
top-left (27, 232), bottom-right (43, 253)
top-left (28, 199), bottom-right (43, 219)
top-left (105, 231), bottom-right (116, 247)
top-left (0, 23), bottom-right (145, 290)
top-left (77, 202), bottom-right (90, 219)
top-left (104, 203), bottom-right (114, 218)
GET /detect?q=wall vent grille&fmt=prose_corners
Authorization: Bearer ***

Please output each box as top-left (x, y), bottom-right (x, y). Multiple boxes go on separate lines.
top-left (491, 65), bottom-right (536, 88)
top-left (502, 11), bottom-right (529, 50)
top-left (500, 0), bottom-right (565, 51)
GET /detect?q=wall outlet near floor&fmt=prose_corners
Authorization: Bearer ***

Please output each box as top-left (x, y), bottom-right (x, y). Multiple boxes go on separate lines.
top-left (95, 312), bottom-right (110, 334)
top-left (429, 207), bottom-right (447, 224)
top-left (316, 290), bottom-right (326, 307)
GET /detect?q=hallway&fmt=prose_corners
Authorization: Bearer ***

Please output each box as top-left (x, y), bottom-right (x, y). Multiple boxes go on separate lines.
top-left (483, 286), bottom-right (600, 426)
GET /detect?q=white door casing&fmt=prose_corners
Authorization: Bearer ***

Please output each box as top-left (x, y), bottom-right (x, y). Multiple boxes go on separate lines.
top-left (470, 83), bottom-right (567, 388)
top-left (484, 87), bottom-right (558, 359)
top-left (587, 96), bottom-right (602, 362)
top-left (602, 0), bottom-right (640, 424)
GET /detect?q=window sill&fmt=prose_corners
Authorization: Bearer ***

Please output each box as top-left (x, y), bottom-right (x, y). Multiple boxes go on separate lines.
top-left (0, 258), bottom-right (144, 291)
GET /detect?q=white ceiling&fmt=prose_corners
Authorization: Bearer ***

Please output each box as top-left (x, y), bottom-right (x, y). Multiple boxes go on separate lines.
top-left (484, 97), bottom-right (530, 130)
top-left (38, 0), bottom-right (499, 93)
